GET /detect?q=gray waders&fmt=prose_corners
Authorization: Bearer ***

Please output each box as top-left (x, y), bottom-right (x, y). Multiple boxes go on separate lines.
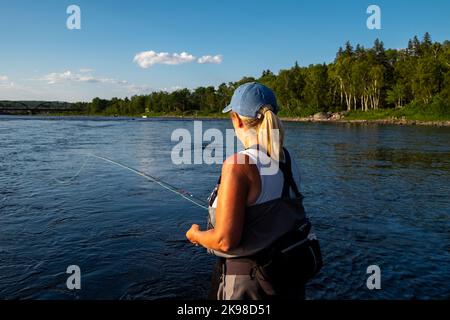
top-left (206, 148), bottom-right (321, 300)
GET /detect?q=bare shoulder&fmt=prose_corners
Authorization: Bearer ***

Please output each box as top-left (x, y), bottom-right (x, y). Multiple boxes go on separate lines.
top-left (222, 153), bottom-right (258, 180)
top-left (223, 152), bottom-right (252, 166)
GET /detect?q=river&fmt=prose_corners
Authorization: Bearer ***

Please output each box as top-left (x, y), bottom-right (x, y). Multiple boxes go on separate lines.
top-left (0, 116), bottom-right (449, 299)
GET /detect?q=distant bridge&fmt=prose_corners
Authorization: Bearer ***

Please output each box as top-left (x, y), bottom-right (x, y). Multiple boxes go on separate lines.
top-left (0, 101), bottom-right (82, 115)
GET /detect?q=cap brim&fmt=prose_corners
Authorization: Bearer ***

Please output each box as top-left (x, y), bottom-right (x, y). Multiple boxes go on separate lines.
top-left (222, 104), bottom-right (232, 113)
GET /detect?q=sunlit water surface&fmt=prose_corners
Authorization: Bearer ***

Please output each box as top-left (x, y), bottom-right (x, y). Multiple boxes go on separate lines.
top-left (0, 116), bottom-right (449, 299)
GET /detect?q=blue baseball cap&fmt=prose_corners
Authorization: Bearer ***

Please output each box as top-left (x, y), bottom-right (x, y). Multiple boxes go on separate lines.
top-left (222, 82), bottom-right (278, 118)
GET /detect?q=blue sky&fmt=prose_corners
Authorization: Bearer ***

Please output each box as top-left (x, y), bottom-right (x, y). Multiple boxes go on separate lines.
top-left (0, 0), bottom-right (449, 102)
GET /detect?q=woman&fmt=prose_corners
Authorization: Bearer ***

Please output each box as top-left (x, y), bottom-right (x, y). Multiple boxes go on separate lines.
top-left (186, 82), bottom-right (319, 300)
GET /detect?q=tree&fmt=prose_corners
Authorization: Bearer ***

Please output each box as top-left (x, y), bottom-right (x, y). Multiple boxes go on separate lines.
top-left (89, 97), bottom-right (108, 114)
top-left (412, 56), bottom-right (441, 104)
top-left (387, 83), bottom-right (407, 108)
top-left (303, 64), bottom-right (329, 112)
top-left (130, 95), bottom-right (146, 114)
top-left (73, 33), bottom-right (448, 118)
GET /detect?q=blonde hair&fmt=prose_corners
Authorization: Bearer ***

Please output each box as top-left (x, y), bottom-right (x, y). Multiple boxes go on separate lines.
top-left (237, 105), bottom-right (285, 162)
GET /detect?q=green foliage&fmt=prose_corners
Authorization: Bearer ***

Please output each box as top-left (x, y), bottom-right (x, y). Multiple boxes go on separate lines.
top-left (73, 33), bottom-right (449, 120)
top-left (345, 99), bottom-right (450, 121)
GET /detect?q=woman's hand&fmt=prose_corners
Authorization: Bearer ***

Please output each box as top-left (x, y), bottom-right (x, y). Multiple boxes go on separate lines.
top-left (186, 224), bottom-right (200, 245)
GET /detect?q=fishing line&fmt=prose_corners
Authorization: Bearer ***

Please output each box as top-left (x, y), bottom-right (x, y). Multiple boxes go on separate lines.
top-left (54, 155), bottom-right (91, 185)
top-left (89, 154), bottom-right (208, 210)
top-left (53, 153), bottom-right (208, 210)
top-left (53, 155), bottom-right (356, 240)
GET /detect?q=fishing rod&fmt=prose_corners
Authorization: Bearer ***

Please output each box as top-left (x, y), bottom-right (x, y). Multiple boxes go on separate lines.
top-left (83, 157), bottom-right (349, 243)
top-left (54, 154), bottom-right (353, 242)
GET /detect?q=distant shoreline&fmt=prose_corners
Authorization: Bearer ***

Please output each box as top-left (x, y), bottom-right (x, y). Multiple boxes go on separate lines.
top-left (281, 117), bottom-right (450, 127)
top-left (2, 114), bottom-right (450, 127)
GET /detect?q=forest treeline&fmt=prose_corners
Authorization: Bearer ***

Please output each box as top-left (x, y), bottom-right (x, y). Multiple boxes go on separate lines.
top-left (72, 33), bottom-right (450, 118)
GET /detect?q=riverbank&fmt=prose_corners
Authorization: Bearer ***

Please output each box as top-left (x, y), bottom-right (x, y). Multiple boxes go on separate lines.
top-left (133, 110), bottom-right (450, 127)
top-left (284, 117), bottom-right (450, 127)
top-left (145, 113), bottom-right (450, 126)
top-left (3, 112), bottom-right (450, 126)
top-left (281, 112), bottom-right (450, 127)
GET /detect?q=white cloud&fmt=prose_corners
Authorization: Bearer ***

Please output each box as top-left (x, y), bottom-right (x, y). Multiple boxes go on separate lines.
top-left (126, 84), bottom-right (155, 94)
top-left (133, 50), bottom-right (224, 68)
top-left (40, 70), bottom-right (77, 84)
top-left (198, 55), bottom-right (223, 64)
top-left (133, 51), bottom-right (196, 68)
top-left (168, 85), bottom-right (183, 91)
top-left (26, 70), bottom-right (156, 99)
top-left (0, 75), bottom-right (14, 88)
top-left (155, 85), bottom-right (184, 92)
top-left (38, 70), bottom-right (129, 86)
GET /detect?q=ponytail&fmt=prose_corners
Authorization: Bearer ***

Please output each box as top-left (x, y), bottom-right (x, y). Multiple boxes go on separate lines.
top-left (239, 105), bottom-right (285, 162)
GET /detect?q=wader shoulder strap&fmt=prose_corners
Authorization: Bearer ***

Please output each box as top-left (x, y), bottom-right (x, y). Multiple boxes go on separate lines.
top-left (280, 148), bottom-right (302, 198)
top-left (207, 176), bottom-right (221, 207)
top-left (210, 148), bottom-right (302, 205)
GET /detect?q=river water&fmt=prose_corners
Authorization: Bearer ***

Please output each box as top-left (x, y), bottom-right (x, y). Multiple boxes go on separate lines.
top-left (0, 116), bottom-right (449, 299)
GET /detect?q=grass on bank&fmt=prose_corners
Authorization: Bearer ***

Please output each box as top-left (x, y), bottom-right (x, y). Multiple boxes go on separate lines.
top-left (344, 102), bottom-right (450, 122)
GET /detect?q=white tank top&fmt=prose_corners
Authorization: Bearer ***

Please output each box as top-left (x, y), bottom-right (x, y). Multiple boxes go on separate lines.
top-left (211, 148), bottom-right (301, 208)
top-left (207, 147), bottom-right (305, 258)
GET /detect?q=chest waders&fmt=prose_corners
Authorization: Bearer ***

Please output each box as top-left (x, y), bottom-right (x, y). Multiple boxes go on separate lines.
top-left (206, 148), bottom-right (323, 300)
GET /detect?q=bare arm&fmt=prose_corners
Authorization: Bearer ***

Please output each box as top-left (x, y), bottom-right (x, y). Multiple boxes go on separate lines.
top-left (186, 154), bottom-right (251, 253)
